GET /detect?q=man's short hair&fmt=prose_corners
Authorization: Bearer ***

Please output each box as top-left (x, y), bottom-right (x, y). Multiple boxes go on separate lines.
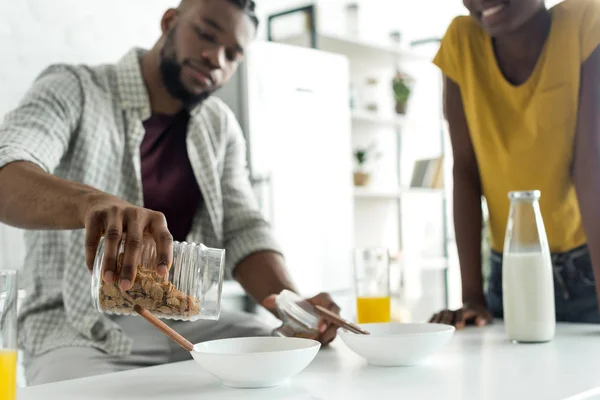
top-left (179, 0), bottom-right (259, 27)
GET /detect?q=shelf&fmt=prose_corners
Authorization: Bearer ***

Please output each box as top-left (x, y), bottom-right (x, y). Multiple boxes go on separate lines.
top-left (354, 187), bottom-right (444, 199)
top-left (280, 32), bottom-right (429, 68)
top-left (351, 110), bottom-right (406, 127)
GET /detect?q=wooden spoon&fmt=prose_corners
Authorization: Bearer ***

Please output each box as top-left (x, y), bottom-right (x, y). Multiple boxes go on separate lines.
top-left (314, 305), bottom-right (371, 335)
top-left (134, 304), bottom-right (195, 352)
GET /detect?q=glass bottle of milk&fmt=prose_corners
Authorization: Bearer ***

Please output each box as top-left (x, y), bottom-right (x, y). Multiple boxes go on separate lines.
top-left (502, 190), bottom-right (555, 343)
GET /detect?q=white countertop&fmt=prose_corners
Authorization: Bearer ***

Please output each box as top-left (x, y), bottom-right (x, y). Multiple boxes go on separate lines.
top-left (18, 323), bottom-right (600, 400)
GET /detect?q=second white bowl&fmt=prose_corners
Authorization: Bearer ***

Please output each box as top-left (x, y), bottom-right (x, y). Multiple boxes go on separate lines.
top-left (339, 322), bottom-right (455, 367)
top-left (191, 336), bottom-right (320, 388)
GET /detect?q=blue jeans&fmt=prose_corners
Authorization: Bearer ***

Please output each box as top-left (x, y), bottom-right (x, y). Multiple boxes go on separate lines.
top-left (486, 245), bottom-right (600, 323)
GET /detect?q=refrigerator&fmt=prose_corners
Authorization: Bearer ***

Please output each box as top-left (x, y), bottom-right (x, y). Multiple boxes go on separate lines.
top-left (215, 40), bottom-right (355, 298)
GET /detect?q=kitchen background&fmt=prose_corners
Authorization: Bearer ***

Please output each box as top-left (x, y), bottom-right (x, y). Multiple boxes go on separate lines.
top-left (0, 0), bottom-right (563, 324)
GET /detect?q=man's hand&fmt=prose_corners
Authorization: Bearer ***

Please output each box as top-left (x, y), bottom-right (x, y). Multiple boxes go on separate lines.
top-left (305, 292), bottom-right (340, 345)
top-left (82, 194), bottom-right (174, 291)
top-left (262, 292), bottom-right (341, 345)
top-left (429, 302), bottom-right (492, 329)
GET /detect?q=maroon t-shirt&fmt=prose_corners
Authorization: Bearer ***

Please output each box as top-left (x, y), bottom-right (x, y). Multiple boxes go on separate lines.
top-left (140, 111), bottom-right (203, 242)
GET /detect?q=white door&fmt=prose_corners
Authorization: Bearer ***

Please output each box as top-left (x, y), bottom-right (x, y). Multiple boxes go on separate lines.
top-left (246, 41), bottom-right (354, 295)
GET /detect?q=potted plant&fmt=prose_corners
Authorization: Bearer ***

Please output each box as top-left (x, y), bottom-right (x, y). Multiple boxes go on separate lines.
top-left (392, 70), bottom-right (413, 115)
top-left (353, 143), bottom-right (382, 186)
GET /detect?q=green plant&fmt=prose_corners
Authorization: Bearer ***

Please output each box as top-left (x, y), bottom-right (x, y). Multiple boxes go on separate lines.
top-left (392, 71), bottom-right (412, 104)
top-left (354, 143), bottom-right (382, 170)
top-left (354, 149), bottom-right (368, 166)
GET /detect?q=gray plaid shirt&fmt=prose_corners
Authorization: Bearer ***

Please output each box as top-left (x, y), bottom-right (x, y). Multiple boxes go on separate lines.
top-left (0, 49), bottom-right (280, 357)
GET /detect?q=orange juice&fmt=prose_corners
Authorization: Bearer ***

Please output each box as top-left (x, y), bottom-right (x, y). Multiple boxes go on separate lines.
top-left (0, 350), bottom-right (17, 400)
top-left (356, 296), bottom-right (391, 323)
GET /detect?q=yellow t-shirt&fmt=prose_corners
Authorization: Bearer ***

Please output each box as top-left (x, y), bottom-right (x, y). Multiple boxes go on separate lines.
top-left (434, 0), bottom-right (600, 253)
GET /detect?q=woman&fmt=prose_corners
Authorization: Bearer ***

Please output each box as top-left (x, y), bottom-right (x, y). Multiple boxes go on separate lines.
top-left (429, 0), bottom-right (600, 328)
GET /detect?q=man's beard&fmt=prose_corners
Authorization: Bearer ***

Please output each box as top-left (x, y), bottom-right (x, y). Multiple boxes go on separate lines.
top-left (159, 28), bottom-right (214, 109)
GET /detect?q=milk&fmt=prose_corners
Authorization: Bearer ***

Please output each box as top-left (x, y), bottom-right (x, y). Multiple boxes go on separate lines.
top-left (502, 252), bottom-right (556, 343)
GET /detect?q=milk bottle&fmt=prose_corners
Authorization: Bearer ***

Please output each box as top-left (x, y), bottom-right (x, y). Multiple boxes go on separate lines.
top-left (502, 190), bottom-right (555, 343)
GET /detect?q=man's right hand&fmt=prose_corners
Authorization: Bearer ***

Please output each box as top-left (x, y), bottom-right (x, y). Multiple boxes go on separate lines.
top-left (81, 195), bottom-right (174, 291)
top-left (429, 302), bottom-right (493, 330)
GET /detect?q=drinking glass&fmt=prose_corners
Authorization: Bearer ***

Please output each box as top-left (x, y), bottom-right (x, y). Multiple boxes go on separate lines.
top-left (354, 248), bottom-right (391, 323)
top-left (0, 270), bottom-right (18, 400)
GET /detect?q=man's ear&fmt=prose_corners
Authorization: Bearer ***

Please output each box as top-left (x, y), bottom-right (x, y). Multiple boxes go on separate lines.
top-left (161, 8), bottom-right (178, 34)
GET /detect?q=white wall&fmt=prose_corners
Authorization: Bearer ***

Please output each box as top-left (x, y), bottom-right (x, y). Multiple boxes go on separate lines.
top-left (0, 0), bottom-right (181, 271)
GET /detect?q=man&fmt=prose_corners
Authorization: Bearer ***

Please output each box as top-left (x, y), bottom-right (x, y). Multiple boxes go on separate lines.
top-left (429, 0), bottom-right (600, 327)
top-left (0, 0), bottom-right (339, 385)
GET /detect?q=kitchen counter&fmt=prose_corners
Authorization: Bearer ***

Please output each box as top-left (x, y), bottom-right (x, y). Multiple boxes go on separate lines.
top-left (18, 323), bottom-right (600, 400)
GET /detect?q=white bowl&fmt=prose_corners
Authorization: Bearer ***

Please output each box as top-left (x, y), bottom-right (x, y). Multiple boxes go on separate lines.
top-left (191, 337), bottom-right (321, 388)
top-left (339, 323), bottom-right (455, 367)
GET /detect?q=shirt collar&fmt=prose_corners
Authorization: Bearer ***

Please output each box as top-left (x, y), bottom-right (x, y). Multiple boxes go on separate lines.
top-left (115, 48), bottom-right (205, 120)
top-left (115, 48), bottom-right (152, 120)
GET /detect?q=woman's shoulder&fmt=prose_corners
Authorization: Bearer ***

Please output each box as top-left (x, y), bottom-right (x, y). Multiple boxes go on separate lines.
top-left (437, 15), bottom-right (485, 59)
top-left (445, 15), bottom-right (483, 37)
top-left (442, 15), bottom-right (487, 56)
top-left (434, 15), bottom-right (487, 86)
top-left (553, 0), bottom-right (600, 62)
top-left (553, 0), bottom-right (600, 22)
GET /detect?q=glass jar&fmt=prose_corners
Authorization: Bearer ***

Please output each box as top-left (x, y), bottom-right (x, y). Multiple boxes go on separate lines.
top-left (272, 290), bottom-right (320, 338)
top-left (91, 235), bottom-right (225, 321)
top-left (502, 190), bottom-right (555, 343)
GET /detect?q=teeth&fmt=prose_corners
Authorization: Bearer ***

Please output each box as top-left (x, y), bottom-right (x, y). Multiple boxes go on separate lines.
top-left (482, 4), bottom-right (504, 17)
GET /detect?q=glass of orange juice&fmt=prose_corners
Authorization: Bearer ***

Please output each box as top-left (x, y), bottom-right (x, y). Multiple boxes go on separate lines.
top-left (0, 270), bottom-right (18, 400)
top-left (354, 248), bottom-right (391, 324)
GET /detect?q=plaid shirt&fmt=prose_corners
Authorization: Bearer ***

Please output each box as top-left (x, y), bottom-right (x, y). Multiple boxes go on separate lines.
top-left (0, 49), bottom-right (281, 357)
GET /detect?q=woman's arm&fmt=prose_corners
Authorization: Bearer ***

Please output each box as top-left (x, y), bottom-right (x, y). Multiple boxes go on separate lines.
top-left (445, 77), bottom-right (486, 306)
top-left (572, 45), bottom-right (600, 306)
top-left (430, 77), bottom-right (492, 328)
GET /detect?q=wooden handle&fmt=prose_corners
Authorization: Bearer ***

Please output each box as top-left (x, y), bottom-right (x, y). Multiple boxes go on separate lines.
top-left (134, 305), bottom-right (195, 352)
top-left (315, 305), bottom-right (371, 335)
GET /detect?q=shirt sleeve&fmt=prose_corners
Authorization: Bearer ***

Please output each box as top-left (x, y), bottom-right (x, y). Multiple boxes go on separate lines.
top-left (433, 17), bottom-right (466, 86)
top-left (580, 0), bottom-right (600, 62)
top-left (219, 106), bottom-right (283, 276)
top-left (0, 65), bottom-right (83, 173)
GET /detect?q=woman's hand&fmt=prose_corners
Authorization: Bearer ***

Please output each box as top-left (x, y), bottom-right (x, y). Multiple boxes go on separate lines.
top-left (429, 302), bottom-right (493, 329)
